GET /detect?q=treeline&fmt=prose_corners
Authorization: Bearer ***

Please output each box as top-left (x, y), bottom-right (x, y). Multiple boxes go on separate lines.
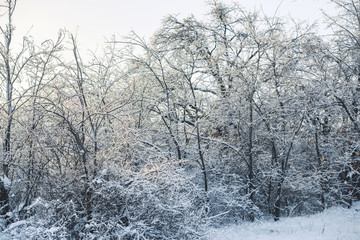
top-left (0, 0), bottom-right (359, 239)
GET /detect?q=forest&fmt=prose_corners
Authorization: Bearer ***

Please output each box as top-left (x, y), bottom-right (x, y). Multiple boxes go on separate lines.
top-left (0, 0), bottom-right (359, 239)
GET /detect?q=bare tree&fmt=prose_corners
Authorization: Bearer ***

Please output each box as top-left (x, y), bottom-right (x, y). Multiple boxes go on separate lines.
top-left (0, 0), bottom-right (36, 223)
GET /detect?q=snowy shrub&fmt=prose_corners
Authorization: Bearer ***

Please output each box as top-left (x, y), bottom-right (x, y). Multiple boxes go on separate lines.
top-left (3, 163), bottom-right (207, 239)
top-left (86, 165), bottom-right (206, 239)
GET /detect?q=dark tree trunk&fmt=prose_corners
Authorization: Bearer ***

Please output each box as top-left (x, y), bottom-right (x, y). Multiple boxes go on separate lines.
top-left (274, 180), bottom-right (282, 221)
top-left (0, 180), bottom-right (9, 226)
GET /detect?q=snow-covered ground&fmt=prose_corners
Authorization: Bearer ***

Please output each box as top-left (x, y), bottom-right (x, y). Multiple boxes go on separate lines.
top-left (210, 202), bottom-right (360, 240)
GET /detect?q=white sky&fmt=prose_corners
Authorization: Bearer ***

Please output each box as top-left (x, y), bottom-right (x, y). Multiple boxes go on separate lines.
top-left (4, 0), bottom-right (337, 52)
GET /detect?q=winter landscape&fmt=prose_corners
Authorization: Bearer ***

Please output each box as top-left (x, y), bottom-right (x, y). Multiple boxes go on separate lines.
top-left (0, 0), bottom-right (359, 239)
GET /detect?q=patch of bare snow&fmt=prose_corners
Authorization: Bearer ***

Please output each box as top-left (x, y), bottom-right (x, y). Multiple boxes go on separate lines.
top-left (210, 202), bottom-right (360, 240)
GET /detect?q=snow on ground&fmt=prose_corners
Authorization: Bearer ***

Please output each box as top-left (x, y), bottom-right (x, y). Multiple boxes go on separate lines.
top-left (210, 202), bottom-right (360, 240)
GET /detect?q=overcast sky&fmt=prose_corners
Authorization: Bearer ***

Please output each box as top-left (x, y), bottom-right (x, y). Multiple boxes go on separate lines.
top-left (4, 0), bottom-right (337, 52)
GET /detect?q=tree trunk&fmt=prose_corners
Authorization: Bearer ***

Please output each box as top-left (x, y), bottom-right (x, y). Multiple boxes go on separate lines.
top-left (274, 180), bottom-right (283, 221)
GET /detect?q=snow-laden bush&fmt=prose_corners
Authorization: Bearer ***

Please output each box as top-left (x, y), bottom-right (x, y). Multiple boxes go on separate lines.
top-left (205, 166), bottom-right (262, 225)
top-left (86, 165), bottom-right (207, 239)
top-left (1, 198), bottom-right (72, 239)
top-left (3, 163), bottom-right (207, 239)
